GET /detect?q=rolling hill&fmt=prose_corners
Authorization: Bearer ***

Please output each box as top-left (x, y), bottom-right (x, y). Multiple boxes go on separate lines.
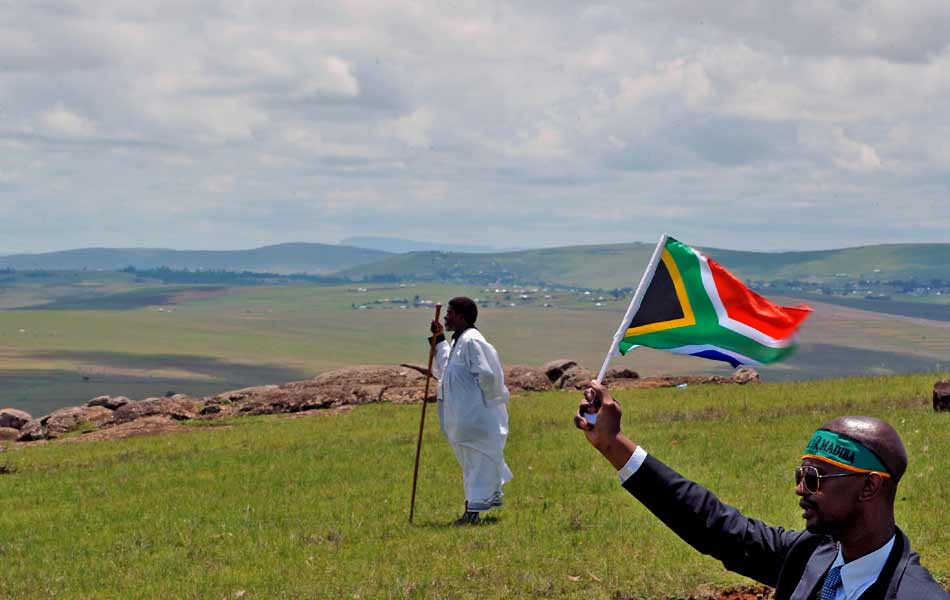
top-left (2, 240), bottom-right (948, 291)
top-left (0, 243), bottom-right (391, 274)
top-left (337, 241), bottom-right (950, 289)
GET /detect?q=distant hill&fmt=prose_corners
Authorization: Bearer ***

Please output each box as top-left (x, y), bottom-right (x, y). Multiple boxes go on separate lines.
top-left (3, 240), bottom-right (948, 289)
top-left (337, 242), bottom-right (950, 289)
top-left (0, 243), bottom-right (392, 274)
top-left (337, 236), bottom-right (505, 254)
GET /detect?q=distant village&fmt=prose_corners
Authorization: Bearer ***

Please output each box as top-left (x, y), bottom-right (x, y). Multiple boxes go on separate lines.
top-left (347, 276), bottom-right (950, 314)
top-left (348, 284), bottom-right (629, 311)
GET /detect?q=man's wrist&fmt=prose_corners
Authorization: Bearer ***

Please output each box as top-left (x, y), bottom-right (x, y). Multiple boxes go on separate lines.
top-left (596, 433), bottom-right (638, 471)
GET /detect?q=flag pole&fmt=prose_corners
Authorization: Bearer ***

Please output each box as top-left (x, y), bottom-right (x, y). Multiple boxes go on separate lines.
top-left (595, 233), bottom-right (669, 384)
top-left (409, 303), bottom-right (442, 523)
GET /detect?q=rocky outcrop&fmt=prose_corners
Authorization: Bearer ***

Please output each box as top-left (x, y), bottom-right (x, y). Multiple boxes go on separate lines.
top-left (604, 367), bottom-right (639, 382)
top-left (113, 396), bottom-right (203, 425)
top-left (17, 419), bottom-right (44, 442)
top-left (935, 380), bottom-right (950, 412)
top-left (504, 366), bottom-right (553, 393)
top-left (204, 366), bottom-right (430, 417)
top-left (731, 367), bottom-right (760, 385)
top-left (86, 395), bottom-right (131, 410)
top-left (45, 406), bottom-right (115, 438)
top-left (0, 427), bottom-right (20, 442)
top-left (7, 362), bottom-right (771, 444)
top-left (556, 366), bottom-right (596, 390)
top-left (0, 408), bottom-right (32, 430)
top-left (543, 359), bottom-right (577, 383)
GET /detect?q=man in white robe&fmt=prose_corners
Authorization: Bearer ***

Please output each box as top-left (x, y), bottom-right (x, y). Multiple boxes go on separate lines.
top-left (430, 297), bottom-right (512, 524)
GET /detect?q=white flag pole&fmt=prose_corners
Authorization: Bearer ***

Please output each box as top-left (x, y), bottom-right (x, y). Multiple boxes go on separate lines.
top-left (594, 233), bottom-right (669, 384)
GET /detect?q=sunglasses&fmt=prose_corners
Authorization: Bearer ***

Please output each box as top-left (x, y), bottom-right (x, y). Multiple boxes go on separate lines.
top-left (794, 465), bottom-right (867, 494)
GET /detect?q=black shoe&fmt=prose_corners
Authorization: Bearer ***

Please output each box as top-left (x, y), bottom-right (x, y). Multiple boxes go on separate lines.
top-left (454, 511), bottom-right (482, 525)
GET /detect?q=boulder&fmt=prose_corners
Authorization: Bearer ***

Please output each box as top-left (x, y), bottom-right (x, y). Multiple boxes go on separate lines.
top-left (731, 367), bottom-right (760, 385)
top-left (113, 396), bottom-right (203, 425)
top-left (86, 395), bottom-right (130, 410)
top-left (605, 367), bottom-right (639, 381)
top-left (935, 380), bottom-right (950, 412)
top-left (0, 408), bottom-right (32, 430)
top-left (17, 419), bottom-right (45, 442)
top-left (45, 406), bottom-right (115, 438)
top-left (504, 365), bottom-right (553, 394)
top-left (0, 427), bottom-right (20, 442)
top-left (543, 359), bottom-right (578, 383)
top-left (557, 365), bottom-right (596, 390)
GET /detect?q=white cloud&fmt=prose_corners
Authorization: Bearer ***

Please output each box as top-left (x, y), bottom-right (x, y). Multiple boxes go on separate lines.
top-left (41, 103), bottom-right (96, 137)
top-left (380, 108), bottom-right (432, 147)
top-left (0, 1), bottom-right (948, 253)
top-left (830, 129), bottom-right (883, 173)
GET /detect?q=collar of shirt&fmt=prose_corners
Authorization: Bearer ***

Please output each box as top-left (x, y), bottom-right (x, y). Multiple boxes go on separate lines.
top-left (451, 326), bottom-right (475, 344)
top-left (830, 534), bottom-right (896, 600)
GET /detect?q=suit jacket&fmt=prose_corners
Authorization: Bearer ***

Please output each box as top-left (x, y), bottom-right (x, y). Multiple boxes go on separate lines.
top-left (623, 455), bottom-right (949, 599)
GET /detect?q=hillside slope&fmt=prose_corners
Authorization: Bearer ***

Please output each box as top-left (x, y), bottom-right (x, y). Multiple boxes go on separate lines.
top-left (338, 242), bottom-right (950, 288)
top-left (0, 243), bottom-right (392, 274)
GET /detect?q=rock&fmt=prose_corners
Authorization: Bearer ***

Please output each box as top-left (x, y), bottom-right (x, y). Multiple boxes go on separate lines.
top-left (557, 366), bottom-right (596, 390)
top-left (0, 427), bottom-right (20, 442)
top-left (17, 419), bottom-right (44, 442)
top-left (731, 367), bottom-right (760, 385)
top-left (504, 365), bottom-right (553, 394)
top-left (45, 406), bottom-right (115, 438)
top-left (113, 396), bottom-right (203, 425)
top-left (203, 366), bottom-right (432, 416)
top-left (0, 408), bottom-right (32, 430)
top-left (543, 359), bottom-right (578, 383)
top-left (935, 380), bottom-right (950, 412)
top-left (86, 395), bottom-right (130, 410)
top-left (605, 367), bottom-right (639, 381)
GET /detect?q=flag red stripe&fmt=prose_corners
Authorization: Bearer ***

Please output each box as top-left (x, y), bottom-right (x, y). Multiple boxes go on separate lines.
top-left (708, 258), bottom-right (811, 340)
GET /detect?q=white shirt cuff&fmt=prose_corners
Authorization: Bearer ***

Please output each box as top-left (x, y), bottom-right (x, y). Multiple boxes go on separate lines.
top-left (618, 446), bottom-right (648, 484)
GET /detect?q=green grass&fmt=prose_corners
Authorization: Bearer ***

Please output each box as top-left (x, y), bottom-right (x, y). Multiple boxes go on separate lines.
top-left (1, 374), bottom-right (947, 599)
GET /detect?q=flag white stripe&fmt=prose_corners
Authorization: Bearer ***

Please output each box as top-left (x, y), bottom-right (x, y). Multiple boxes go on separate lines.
top-left (667, 344), bottom-right (763, 366)
top-left (695, 252), bottom-right (795, 349)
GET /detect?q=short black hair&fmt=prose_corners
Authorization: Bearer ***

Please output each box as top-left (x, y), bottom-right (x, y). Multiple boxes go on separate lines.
top-left (449, 296), bottom-right (478, 326)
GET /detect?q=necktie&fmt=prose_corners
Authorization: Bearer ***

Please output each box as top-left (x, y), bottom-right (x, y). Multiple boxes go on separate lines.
top-left (818, 565), bottom-right (842, 600)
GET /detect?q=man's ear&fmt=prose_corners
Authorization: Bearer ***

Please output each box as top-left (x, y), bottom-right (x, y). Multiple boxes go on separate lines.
top-left (858, 472), bottom-right (886, 502)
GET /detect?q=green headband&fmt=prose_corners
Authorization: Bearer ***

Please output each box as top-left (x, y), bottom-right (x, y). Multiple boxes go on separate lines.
top-left (802, 429), bottom-right (890, 476)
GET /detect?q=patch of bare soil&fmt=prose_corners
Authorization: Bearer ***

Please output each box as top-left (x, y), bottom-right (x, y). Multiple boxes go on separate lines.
top-left (688, 585), bottom-right (773, 600)
top-left (167, 288), bottom-right (235, 304)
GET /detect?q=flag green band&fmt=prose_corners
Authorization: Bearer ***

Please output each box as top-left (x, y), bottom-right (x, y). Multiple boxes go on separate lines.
top-left (802, 429), bottom-right (889, 475)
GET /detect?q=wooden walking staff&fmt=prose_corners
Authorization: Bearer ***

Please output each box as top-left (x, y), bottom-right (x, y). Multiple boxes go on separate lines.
top-left (409, 303), bottom-right (442, 523)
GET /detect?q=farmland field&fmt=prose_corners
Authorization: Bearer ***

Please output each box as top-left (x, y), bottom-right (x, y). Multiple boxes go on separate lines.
top-left (2, 279), bottom-right (949, 417)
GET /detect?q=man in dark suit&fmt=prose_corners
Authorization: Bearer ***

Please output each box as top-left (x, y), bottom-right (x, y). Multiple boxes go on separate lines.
top-left (574, 380), bottom-right (948, 599)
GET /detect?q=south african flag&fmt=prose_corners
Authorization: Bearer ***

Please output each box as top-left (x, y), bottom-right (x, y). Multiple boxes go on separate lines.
top-left (615, 236), bottom-right (811, 367)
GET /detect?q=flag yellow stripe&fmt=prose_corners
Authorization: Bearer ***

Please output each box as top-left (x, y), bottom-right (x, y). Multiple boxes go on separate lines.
top-left (624, 248), bottom-right (696, 337)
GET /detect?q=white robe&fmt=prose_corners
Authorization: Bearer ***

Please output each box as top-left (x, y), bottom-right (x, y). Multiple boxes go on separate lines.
top-left (432, 327), bottom-right (513, 512)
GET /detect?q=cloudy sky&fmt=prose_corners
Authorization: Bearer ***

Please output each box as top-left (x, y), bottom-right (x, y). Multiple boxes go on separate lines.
top-left (2, 1), bottom-right (949, 254)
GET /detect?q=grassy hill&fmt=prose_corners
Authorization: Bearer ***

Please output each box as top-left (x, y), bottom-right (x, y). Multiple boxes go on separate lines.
top-left (4, 241), bottom-right (948, 290)
top-left (338, 242), bottom-right (950, 289)
top-left (0, 242), bottom-right (391, 274)
top-left (1, 374), bottom-right (947, 598)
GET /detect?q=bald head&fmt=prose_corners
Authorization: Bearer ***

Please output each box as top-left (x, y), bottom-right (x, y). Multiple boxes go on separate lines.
top-left (822, 416), bottom-right (907, 483)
